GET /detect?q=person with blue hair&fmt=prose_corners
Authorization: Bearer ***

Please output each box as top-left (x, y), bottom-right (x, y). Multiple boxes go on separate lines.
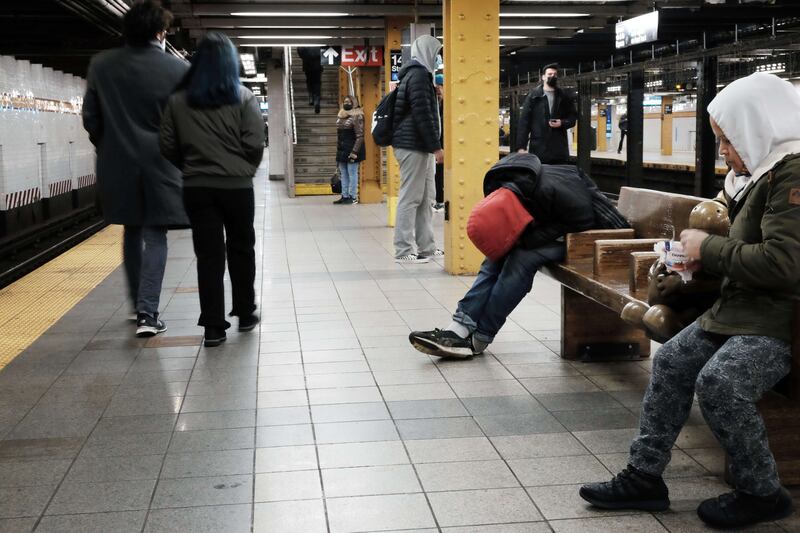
top-left (160, 31), bottom-right (265, 347)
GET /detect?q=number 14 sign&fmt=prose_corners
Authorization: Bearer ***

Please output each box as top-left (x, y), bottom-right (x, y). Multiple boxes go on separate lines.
top-left (340, 46), bottom-right (384, 67)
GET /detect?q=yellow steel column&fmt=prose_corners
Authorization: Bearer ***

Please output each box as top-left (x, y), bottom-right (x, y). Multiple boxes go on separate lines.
top-left (384, 17), bottom-right (411, 227)
top-left (443, 0), bottom-right (499, 274)
top-left (597, 104), bottom-right (607, 152)
top-left (359, 67), bottom-right (383, 203)
top-left (660, 95), bottom-right (674, 156)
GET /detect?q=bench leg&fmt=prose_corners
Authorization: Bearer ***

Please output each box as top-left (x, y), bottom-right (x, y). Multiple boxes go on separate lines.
top-left (561, 286), bottom-right (651, 361)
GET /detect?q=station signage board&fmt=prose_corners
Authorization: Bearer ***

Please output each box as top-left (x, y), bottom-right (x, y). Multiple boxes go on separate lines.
top-left (390, 49), bottom-right (403, 82)
top-left (340, 46), bottom-right (384, 67)
top-left (321, 47), bottom-right (341, 66)
top-left (615, 10), bottom-right (659, 49)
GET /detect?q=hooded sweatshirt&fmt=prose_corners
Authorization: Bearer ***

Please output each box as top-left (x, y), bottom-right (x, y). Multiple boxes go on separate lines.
top-left (697, 72), bottom-right (800, 342)
top-left (410, 35), bottom-right (441, 74)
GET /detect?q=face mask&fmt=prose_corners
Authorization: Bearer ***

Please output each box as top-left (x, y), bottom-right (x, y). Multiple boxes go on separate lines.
top-left (343, 103), bottom-right (353, 111)
top-left (546, 76), bottom-right (558, 87)
top-left (435, 54), bottom-right (443, 70)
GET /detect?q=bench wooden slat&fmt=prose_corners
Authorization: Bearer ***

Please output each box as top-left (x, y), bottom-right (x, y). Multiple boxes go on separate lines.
top-left (618, 187), bottom-right (704, 239)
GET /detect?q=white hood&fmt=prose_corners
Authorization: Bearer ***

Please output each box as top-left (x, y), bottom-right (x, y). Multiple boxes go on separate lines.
top-left (707, 72), bottom-right (800, 198)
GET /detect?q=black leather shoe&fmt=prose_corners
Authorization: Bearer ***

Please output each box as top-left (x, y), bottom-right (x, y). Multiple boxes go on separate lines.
top-left (697, 488), bottom-right (793, 529)
top-left (238, 314), bottom-right (260, 332)
top-left (204, 327), bottom-right (227, 347)
top-left (579, 465), bottom-right (670, 511)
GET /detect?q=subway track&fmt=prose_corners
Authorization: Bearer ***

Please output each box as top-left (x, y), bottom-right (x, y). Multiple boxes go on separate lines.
top-left (0, 206), bottom-right (106, 289)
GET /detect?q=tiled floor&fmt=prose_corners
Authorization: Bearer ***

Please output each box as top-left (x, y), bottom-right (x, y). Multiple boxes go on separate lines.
top-left (0, 162), bottom-right (797, 532)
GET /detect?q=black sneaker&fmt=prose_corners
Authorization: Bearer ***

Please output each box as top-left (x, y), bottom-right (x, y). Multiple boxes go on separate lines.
top-left (697, 488), bottom-right (793, 529)
top-left (135, 313), bottom-right (167, 337)
top-left (409, 329), bottom-right (481, 359)
top-left (341, 197), bottom-right (355, 205)
top-left (239, 314), bottom-right (260, 332)
top-left (333, 197), bottom-right (348, 204)
top-left (204, 327), bottom-right (227, 347)
top-left (579, 465), bottom-right (670, 512)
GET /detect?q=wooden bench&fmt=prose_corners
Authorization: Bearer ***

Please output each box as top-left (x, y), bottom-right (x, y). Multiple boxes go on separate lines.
top-left (540, 186), bottom-right (800, 484)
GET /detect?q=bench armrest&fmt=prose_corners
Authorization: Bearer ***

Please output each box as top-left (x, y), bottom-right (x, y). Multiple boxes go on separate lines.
top-left (594, 238), bottom-right (663, 278)
top-left (565, 229), bottom-right (635, 265)
top-left (629, 251), bottom-right (660, 294)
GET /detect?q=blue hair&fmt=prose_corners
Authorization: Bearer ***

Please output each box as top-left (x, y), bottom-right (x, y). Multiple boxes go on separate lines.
top-left (183, 32), bottom-right (241, 108)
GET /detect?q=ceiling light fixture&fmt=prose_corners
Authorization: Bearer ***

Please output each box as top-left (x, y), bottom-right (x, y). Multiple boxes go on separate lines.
top-left (241, 43), bottom-right (327, 48)
top-left (240, 53), bottom-right (257, 75)
top-left (500, 36), bottom-right (529, 40)
top-left (230, 12), bottom-right (348, 17)
top-left (756, 62), bottom-right (786, 74)
top-left (237, 35), bottom-right (333, 40)
top-left (500, 13), bottom-right (589, 18)
top-left (499, 25), bottom-right (556, 30)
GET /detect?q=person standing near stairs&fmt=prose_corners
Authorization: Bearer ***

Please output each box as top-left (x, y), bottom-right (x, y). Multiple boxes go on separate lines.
top-left (333, 95), bottom-right (365, 205)
top-left (391, 35), bottom-right (445, 264)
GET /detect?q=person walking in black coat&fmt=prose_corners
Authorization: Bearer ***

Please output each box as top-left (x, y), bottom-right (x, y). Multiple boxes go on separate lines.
top-left (391, 34), bottom-right (444, 264)
top-left (618, 113), bottom-right (629, 154)
top-left (409, 154), bottom-right (615, 358)
top-left (298, 47), bottom-right (323, 114)
top-left (433, 73), bottom-right (445, 211)
top-left (159, 32), bottom-right (265, 347)
top-left (516, 63), bottom-right (578, 164)
top-left (333, 94), bottom-right (365, 204)
top-left (82, 0), bottom-right (189, 338)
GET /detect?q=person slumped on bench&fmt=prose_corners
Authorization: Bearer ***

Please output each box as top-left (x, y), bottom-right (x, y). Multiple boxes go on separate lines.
top-left (580, 72), bottom-right (800, 530)
top-left (408, 153), bottom-right (626, 358)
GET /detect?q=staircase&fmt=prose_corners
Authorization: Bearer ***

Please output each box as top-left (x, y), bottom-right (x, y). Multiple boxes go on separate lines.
top-left (290, 49), bottom-right (340, 191)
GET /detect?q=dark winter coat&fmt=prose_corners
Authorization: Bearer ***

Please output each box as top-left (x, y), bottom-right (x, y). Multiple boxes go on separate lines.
top-left (83, 43), bottom-right (189, 226)
top-left (159, 87), bottom-right (265, 189)
top-left (517, 85), bottom-right (578, 164)
top-left (336, 110), bottom-right (366, 163)
top-left (698, 154), bottom-right (800, 342)
top-left (483, 153), bottom-right (603, 250)
top-left (390, 61), bottom-right (441, 154)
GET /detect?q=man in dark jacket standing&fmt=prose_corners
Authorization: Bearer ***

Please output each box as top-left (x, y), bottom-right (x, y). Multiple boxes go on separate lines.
top-left (298, 47), bottom-right (323, 114)
top-left (516, 63), bottom-right (578, 164)
top-left (391, 34), bottom-right (444, 264)
top-left (82, 0), bottom-right (189, 337)
top-left (408, 153), bottom-right (599, 357)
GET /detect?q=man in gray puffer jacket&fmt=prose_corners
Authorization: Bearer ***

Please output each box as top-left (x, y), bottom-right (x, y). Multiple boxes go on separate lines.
top-left (391, 35), bottom-right (444, 264)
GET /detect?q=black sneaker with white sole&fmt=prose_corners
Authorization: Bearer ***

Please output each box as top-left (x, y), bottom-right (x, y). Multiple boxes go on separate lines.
top-left (409, 329), bottom-right (483, 359)
top-left (135, 313), bottom-right (167, 337)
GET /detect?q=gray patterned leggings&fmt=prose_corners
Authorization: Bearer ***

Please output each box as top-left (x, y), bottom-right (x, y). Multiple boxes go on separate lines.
top-left (629, 322), bottom-right (791, 496)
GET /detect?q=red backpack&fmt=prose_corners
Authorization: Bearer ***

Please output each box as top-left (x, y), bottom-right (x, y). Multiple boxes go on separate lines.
top-left (467, 187), bottom-right (534, 262)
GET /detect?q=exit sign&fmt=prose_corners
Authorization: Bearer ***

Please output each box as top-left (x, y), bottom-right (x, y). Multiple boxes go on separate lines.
top-left (340, 46), bottom-right (384, 67)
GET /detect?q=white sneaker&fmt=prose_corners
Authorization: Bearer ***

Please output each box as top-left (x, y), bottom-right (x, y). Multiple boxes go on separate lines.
top-left (420, 249), bottom-right (444, 258)
top-left (395, 254), bottom-right (429, 264)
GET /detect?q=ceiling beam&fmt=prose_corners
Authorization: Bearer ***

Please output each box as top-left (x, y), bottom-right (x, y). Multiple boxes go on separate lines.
top-left (189, 3), bottom-right (639, 17)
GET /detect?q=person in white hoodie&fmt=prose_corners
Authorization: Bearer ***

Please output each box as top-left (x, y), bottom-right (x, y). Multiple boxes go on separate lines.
top-left (580, 72), bottom-right (800, 529)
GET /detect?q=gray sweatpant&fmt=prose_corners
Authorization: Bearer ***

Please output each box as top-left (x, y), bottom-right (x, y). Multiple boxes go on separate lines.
top-left (393, 148), bottom-right (436, 259)
top-left (629, 322), bottom-right (791, 496)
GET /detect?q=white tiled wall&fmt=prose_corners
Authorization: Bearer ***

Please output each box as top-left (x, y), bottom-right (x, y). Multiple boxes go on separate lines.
top-left (0, 54), bottom-right (93, 210)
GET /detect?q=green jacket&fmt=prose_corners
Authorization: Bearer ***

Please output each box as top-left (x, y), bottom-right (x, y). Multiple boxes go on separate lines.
top-left (698, 154), bottom-right (800, 342)
top-left (159, 87), bottom-right (265, 189)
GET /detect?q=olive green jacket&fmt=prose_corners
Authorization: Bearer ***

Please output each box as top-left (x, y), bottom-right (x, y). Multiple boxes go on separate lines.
top-left (698, 154), bottom-right (800, 342)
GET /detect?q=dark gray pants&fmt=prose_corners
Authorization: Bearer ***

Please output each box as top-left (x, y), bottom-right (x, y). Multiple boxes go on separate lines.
top-left (629, 322), bottom-right (791, 496)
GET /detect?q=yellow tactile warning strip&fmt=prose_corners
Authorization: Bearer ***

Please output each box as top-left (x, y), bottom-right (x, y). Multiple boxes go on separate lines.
top-left (0, 225), bottom-right (123, 370)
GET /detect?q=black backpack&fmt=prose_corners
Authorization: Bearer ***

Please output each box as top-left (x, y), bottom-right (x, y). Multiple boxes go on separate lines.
top-left (371, 88), bottom-right (398, 147)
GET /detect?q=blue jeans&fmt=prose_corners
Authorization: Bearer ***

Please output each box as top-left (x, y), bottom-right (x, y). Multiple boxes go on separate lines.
top-left (123, 225), bottom-right (168, 317)
top-left (453, 241), bottom-right (565, 344)
top-left (338, 161), bottom-right (359, 200)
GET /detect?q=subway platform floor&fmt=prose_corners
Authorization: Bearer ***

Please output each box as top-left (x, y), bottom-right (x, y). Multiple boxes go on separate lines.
top-left (0, 166), bottom-right (797, 532)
